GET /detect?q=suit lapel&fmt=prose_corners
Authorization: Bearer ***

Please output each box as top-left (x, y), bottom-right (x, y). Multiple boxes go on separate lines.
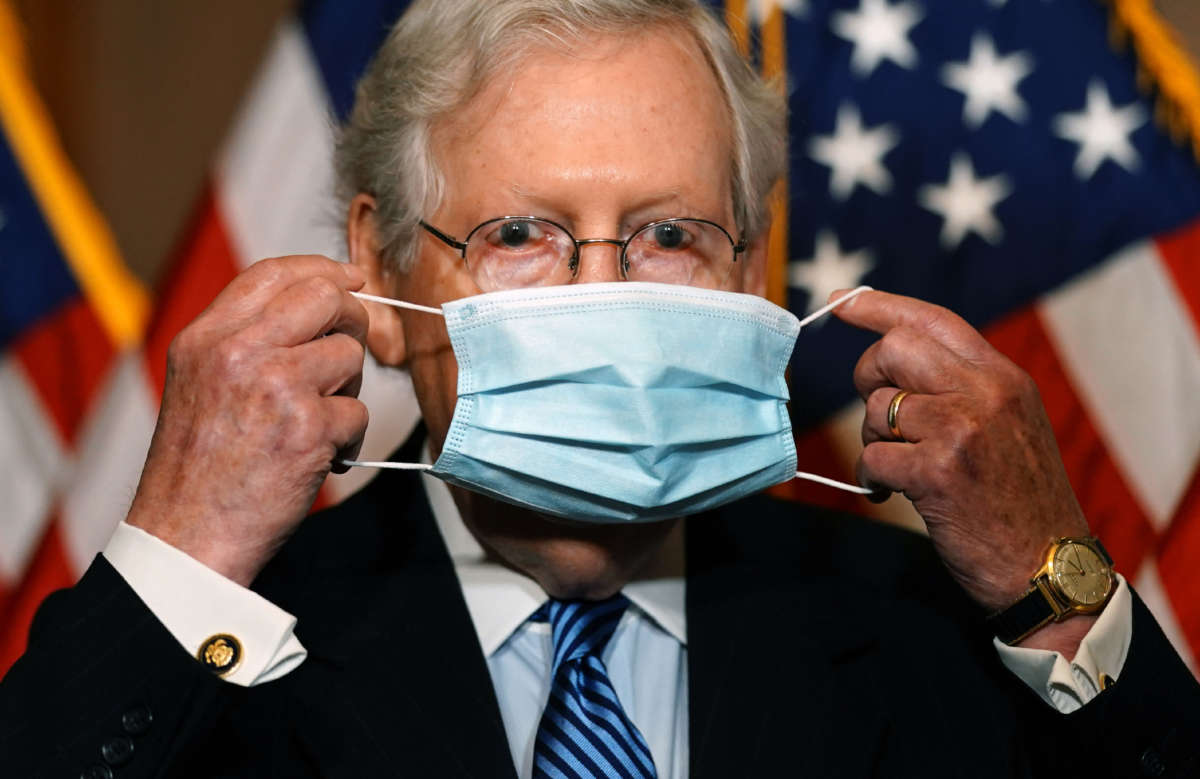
top-left (686, 506), bottom-right (891, 778)
top-left (284, 450), bottom-right (517, 779)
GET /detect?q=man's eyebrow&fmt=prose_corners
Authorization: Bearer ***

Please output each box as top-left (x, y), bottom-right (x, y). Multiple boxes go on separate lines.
top-left (506, 184), bottom-right (690, 216)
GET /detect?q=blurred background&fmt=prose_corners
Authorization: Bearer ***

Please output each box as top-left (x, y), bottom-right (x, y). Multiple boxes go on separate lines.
top-left (9, 0), bottom-right (1200, 286)
top-left (3, 0), bottom-right (1200, 682)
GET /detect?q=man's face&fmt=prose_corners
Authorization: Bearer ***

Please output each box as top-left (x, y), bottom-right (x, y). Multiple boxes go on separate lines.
top-left (371, 28), bottom-right (765, 598)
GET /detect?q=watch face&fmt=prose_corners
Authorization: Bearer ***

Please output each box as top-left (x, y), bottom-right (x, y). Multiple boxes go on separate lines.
top-left (1049, 543), bottom-right (1112, 607)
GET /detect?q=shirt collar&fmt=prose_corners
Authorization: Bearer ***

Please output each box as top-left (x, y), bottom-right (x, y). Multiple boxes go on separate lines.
top-left (420, 444), bottom-right (686, 656)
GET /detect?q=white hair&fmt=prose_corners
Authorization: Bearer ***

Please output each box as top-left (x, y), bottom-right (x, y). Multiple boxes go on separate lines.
top-left (335, 0), bottom-right (788, 271)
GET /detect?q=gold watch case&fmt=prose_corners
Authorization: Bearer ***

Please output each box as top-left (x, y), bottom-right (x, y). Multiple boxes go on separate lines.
top-left (1035, 537), bottom-right (1115, 619)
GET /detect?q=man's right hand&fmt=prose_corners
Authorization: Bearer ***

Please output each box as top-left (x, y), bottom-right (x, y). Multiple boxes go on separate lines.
top-left (125, 256), bottom-right (370, 586)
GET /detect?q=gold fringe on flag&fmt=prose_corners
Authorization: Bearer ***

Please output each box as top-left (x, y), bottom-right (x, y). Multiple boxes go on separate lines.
top-left (760, 7), bottom-right (790, 310)
top-left (724, 1), bottom-right (792, 309)
top-left (1106, 0), bottom-right (1200, 162)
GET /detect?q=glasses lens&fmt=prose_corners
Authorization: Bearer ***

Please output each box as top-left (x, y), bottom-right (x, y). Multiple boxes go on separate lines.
top-left (465, 217), bottom-right (575, 291)
top-left (625, 219), bottom-right (736, 287)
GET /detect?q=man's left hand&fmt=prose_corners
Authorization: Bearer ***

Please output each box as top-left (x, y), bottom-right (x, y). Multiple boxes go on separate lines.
top-left (831, 290), bottom-right (1095, 650)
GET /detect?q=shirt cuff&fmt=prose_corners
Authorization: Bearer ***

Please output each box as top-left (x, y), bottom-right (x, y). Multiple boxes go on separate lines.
top-left (102, 521), bottom-right (307, 686)
top-left (994, 573), bottom-right (1132, 713)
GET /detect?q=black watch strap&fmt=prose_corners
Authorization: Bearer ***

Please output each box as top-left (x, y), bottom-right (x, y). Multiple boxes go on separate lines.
top-left (988, 583), bottom-right (1056, 645)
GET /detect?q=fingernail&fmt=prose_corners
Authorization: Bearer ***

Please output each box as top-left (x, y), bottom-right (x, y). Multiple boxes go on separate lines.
top-left (343, 263), bottom-right (365, 285)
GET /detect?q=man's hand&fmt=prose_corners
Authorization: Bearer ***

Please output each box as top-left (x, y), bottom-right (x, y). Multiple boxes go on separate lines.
top-left (126, 256), bottom-right (370, 586)
top-left (831, 289), bottom-right (1096, 653)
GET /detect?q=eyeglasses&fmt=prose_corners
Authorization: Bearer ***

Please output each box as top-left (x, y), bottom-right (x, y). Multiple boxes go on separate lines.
top-left (420, 216), bottom-right (747, 292)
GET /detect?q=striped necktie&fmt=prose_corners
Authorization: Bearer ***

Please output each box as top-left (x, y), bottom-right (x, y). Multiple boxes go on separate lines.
top-left (532, 595), bottom-right (658, 779)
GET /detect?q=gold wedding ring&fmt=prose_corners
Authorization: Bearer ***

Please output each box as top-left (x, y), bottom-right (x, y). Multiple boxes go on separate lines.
top-left (887, 389), bottom-right (912, 441)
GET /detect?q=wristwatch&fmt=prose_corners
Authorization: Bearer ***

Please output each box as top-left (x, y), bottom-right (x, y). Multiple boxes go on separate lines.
top-left (988, 536), bottom-right (1115, 645)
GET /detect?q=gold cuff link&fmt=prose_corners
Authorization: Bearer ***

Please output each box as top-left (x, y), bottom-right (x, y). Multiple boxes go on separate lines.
top-left (197, 633), bottom-right (243, 677)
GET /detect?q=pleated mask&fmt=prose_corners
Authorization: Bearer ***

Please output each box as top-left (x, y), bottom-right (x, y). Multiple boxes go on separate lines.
top-left (345, 281), bottom-right (872, 522)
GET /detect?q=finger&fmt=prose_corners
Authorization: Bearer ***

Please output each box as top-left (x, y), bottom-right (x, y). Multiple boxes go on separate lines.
top-left (290, 333), bottom-right (366, 397)
top-left (852, 325), bottom-right (972, 400)
top-left (828, 289), bottom-right (991, 362)
top-left (862, 387), bottom-right (944, 444)
top-left (208, 256), bottom-right (365, 323)
top-left (324, 395), bottom-right (369, 474)
top-left (856, 441), bottom-right (929, 502)
top-left (245, 275), bottom-right (370, 348)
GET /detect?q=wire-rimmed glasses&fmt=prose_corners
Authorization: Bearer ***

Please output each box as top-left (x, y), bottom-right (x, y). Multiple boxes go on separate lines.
top-left (420, 216), bottom-right (747, 292)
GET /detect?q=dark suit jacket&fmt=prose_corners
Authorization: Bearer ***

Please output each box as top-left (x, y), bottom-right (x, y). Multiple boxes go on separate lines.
top-left (2, 431), bottom-right (1199, 777)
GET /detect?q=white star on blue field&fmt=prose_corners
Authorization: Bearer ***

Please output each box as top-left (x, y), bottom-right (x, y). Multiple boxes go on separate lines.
top-left (736, 0), bottom-right (1200, 426)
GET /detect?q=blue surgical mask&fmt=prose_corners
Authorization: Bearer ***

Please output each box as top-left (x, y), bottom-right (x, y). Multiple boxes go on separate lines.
top-left (346, 282), bottom-right (871, 522)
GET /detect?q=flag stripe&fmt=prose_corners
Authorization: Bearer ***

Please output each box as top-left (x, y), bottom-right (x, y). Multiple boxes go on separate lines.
top-left (142, 189), bottom-right (242, 395)
top-left (1156, 465), bottom-right (1200, 662)
top-left (0, 357), bottom-right (66, 582)
top-left (0, 517), bottom-right (76, 674)
top-left (215, 22), bottom-right (341, 269)
top-left (1154, 215), bottom-right (1200, 333)
top-left (986, 305), bottom-right (1158, 574)
top-left (58, 353), bottom-right (158, 573)
top-left (1038, 242), bottom-right (1200, 528)
top-left (11, 298), bottom-right (116, 446)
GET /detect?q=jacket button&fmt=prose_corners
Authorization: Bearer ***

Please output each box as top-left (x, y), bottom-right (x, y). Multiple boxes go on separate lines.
top-left (1141, 746), bottom-right (1167, 777)
top-left (100, 735), bottom-right (134, 766)
top-left (80, 764), bottom-right (113, 779)
top-left (121, 704), bottom-right (154, 735)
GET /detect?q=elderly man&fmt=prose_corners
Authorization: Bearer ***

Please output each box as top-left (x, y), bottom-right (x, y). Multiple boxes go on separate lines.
top-left (2, 0), bottom-right (1198, 777)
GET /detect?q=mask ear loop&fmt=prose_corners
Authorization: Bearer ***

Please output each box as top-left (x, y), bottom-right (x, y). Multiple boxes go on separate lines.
top-left (338, 291), bottom-right (440, 471)
top-left (791, 285), bottom-right (876, 496)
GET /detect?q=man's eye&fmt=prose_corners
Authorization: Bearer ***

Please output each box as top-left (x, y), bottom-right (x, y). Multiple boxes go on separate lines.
top-left (652, 223), bottom-right (691, 250)
top-left (490, 220), bottom-right (542, 248)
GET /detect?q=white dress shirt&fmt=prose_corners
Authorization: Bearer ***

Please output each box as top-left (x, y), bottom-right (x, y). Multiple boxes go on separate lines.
top-left (103, 471), bottom-right (1134, 774)
top-left (424, 466), bottom-right (689, 778)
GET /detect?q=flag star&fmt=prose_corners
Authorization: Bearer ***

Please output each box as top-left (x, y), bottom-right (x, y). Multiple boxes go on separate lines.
top-left (747, 0), bottom-right (808, 22)
top-left (831, 0), bottom-right (923, 78)
top-left (941, 33), bottom-right (1034, 129)
top-left (1053, 79), bottom-right (1146, 180)
top-left (789, 230), bottom-right (875, 319)
top-left (918, 153), bottom-right (1012, 250)
top-left (809, 104), bottom-right (900, 200)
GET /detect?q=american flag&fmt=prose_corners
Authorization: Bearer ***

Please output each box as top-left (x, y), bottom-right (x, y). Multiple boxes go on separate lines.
top-left (762, 0), bottom-right (1200, 671)
top-left (1, 0), bottom-right (1198, 678)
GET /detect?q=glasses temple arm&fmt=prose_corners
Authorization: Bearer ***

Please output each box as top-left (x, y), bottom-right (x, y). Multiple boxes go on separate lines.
top-left (419, 221), bottom-right (468, 254)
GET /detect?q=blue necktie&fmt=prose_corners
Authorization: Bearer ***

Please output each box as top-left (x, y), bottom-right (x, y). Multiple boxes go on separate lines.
top-left (532, 595), bottom-right (658, 779)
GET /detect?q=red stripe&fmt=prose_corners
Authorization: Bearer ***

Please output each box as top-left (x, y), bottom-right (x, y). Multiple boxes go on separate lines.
top-left (984, 306), bottom-right (1158, 576)
top-left (10, 297), bottom-right (116, 447)
top-left (143, 185), bottom-right (241, 397)
top-left (0, 518), bottom-right (77, 678)
top-left (1156, 466), bottom-right (1200, 665)
top-left (1154, 216), bottom-right (1200, 333)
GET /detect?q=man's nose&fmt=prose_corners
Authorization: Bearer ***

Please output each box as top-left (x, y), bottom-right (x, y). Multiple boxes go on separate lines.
top-left (573, 239), bottom-right (624, 283)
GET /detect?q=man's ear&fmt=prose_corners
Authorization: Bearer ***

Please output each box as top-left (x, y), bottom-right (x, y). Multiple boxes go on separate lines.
top-left (741, 230), bottom-right (769, 299)
top-left (347, 193), bottom-right (407, 366)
